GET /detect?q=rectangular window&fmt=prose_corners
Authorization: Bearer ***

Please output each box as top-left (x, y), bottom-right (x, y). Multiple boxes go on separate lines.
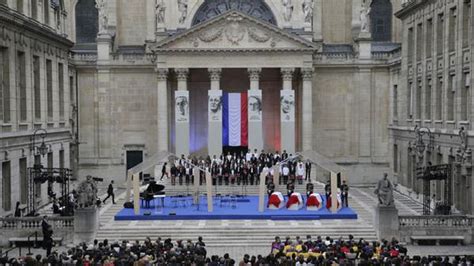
top-left (69, 76), bottom-right (74, 103)
top-left (0, 47), bottom-right (10, 122)
top-left (416, 23), bottom-right (423, 61)
top-left (437, 14), bottom-right (444, 55)
top-left (2, 161), bottom-right (11, 211)
top-left (447, 75), bottom-right (455, 121)
top-left (436, 77), bottom-right (443, 120)
top-left (43, 0), bottom-right (50, 26)
top-left (425, 79), bottom-right (432, 120)
top-left (416, 81), bottom-right (422, 119)
top-left (58, 63), bottom-right (64, 120)
top-left (462, 2), bottom-right (471, 48)
top-left (59, 150), bottom-right (64, 169)
top-left (393, 144), bottom-right (398, 173)
top-left (448, 8), bottom-right (457, 52)
top-left (461, 73), bottom-right (470, 120)
top-left (426, 19), bottom-right (433, 58)
top-left (17, 51), bottom-right (26, 122)
top-left (408, 81), bottom-right (414, 118)
top-left (16, 0), bottom-right (23, 13)
top-left (408, 27), bottom-right (414, 63)
top-left (34, 155), bottom-right (41, 198)
top-left (393, 85), bottom-right (398, 119)
top-left (31, 0), bottom-right (38, 19)
top-left (33, 56), bottom-right (41, 120)
top-left (46, 59), bottom-right (52, 120)
top-left (19, 158), bottom-right (27, 204)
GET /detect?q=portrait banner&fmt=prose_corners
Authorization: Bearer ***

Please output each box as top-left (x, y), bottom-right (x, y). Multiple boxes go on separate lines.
top-left (208, 90), bottom-right (223, 122)
top-left (280, 89), bottom-right (295, 122)
top-left (175, 90), bottom-right (189, 123)
top-left (248, 90), bottom-right (262, 122)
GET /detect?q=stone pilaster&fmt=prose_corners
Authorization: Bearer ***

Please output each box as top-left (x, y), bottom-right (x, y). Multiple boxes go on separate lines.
top-left (208, 68), bottom-right (222, 157)
top-left (175, 68), bottom-right (189, 156)
top-left (156, 68), bottom-right (169, 152)
top-left (301, 68), bottom-right (313, 151)
top-left (280, 68), bottom-right (295, 154)
top-left (248, 68), bottom-right (263, 152)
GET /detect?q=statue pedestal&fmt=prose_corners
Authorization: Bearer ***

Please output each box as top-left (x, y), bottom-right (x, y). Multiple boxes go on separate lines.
top-left (355, 32), bottom-right (372, 60)
top-left (374, 205), bottom-right (399, 241)
top-left (74, 207), bottom-right (98, 244)
top-left (97, 33), bottom-right (112, 62)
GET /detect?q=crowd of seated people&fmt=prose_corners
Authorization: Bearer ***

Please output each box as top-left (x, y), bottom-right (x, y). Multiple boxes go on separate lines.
top-left (265, 235), bottom-right (474, 265)
top-left (169, 150), bottom-right (312, 186)
top-left (1, 235), bottom-right (473, 265)
top-left (0, 237), bottom-right (233, 266)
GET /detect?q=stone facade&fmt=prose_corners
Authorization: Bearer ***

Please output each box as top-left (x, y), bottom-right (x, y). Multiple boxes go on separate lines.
top-left (70, 0), bottom-right (406, 185)
top-left (393, 0), bottom-right (474, 214)
top-left (0, 1), bottom-right (75, 216)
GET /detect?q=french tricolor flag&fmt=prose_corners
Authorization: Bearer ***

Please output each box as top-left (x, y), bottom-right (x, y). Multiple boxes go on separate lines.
top-left (223, 92), bottom-right (248, 147)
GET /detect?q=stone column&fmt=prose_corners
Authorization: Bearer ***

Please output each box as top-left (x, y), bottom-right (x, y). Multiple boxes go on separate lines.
top-left (208, 68), bottom-right (222, 157)
top-left (156, 68), bottom-right (169, 152)
top-left (145, 0), bottom-right (155, 41)
top-left (280, 68), bottom-right (295, 154)
top-left (301, 68), bottom-right (313, 151)
top-left (248, 68), bottom-right (263, 152)
top-left (175, 68), bottom-right (190, 156)
top-left (313, 0), bottom-right (323, 41)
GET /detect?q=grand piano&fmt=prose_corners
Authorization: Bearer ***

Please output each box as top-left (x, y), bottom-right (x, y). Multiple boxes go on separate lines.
top-left (140, 181), bottom-right (165, 208)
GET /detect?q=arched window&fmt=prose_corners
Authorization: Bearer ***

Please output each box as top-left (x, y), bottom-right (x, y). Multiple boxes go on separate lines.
top-left (370, 0), bottom-right (392, 42)
top-left (192, 0), bottom-right (276, 26)
top-left (75, 0), bottom-right (98, 44)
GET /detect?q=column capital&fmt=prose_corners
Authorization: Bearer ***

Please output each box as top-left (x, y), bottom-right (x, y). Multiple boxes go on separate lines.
top-left (208, 68), bottom-right (222, 81)
top-left (281, 67), bottom-right (295, 81)
top-left (248, 68), bottom-right (262, 81)
top-left (156, 68), bottom-right (169, 81)
top-left (301, 68), bottom-right (314, 81)
top-left (175, 68), bottom-right (189, 81)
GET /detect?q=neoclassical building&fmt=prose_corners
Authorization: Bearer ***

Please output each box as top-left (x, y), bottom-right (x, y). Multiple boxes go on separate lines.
top-left (72, 0), bottom-right (402, 185)
top-left (0, 0), bottom-right (75, 216)
top-left (392, 0), bottom-right (474, 214)
top-left (3, 0), bottom-right (473, 216)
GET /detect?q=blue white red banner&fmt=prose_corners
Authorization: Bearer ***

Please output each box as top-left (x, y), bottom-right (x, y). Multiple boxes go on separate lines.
top-left (223, 92), bottom-right (248, 147)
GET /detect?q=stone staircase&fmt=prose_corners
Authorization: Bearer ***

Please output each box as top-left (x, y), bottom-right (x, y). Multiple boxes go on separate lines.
top-left (95, 178), bottom-right (424, 258)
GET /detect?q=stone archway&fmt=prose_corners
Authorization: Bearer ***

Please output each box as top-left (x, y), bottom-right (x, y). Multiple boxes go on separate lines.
top-left (191, 0), bottom-right (277, 26)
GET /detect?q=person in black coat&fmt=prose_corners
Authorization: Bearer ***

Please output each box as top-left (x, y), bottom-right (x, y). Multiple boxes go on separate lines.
top-left (103, 180), bottom-right (115, 204)
top-left (305, 160), bottom-right (312, 181)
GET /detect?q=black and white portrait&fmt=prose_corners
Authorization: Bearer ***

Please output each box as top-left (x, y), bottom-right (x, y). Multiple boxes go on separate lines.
top-left (248, 92), bottom-right (262, 121)
top-left (208, 90), bottom-right (222, 122)
top-left (175, 92), bottom-right (189, 123)
top-left (280, 91), bottom-right (295, 122)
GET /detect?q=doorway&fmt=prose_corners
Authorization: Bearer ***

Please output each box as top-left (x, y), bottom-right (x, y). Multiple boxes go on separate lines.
top-left (126, 150), bottom-right (143, 179)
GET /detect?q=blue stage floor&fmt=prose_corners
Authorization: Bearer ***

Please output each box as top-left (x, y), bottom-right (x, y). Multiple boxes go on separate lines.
top-left (115, 196), bottom-right (358, 221)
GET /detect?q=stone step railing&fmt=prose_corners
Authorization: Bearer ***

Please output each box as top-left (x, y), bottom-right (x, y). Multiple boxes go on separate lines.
top-left (399, 215), bottom-right (474, 228)
top-left (0, 216), bottom-right (74, 230)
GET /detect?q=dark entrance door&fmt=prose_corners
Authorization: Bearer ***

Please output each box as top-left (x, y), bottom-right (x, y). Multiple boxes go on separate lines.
top-left (126, 150), bottom-right (143, 179)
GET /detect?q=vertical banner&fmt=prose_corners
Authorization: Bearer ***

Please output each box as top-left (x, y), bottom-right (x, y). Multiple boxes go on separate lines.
top-left (208, 90), bottom-right (223, 122)
top-left (175, 90), bottom-right (189, 123)
top-left (280, 90), bottom-right (295, 122)
top-left (248, 90), bottom-right (262, 121)
top-left (223, 92), bottom-right (248, 147)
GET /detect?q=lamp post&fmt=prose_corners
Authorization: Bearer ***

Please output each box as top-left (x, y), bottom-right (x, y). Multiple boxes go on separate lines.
top-left (30, 128), bottom-right (48, 158)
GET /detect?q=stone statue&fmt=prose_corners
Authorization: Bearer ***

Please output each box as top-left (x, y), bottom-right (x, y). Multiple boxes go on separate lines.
top-left (374, 173), bottom-right (395, 207)
top-left (282, 0), bottom-right (294, 22)
top-left (178, 0), bottom-right (188, 24)
top-left (76, 176), bottom-right (98, 208)
top-left (360, 1), bottom-right (371, 33)
top-left (156, 0), bottom-right (166, 25)
top-left (95, 0), bottom-right (108, 34)
top-left (302, 0), bottom-right (313, 23)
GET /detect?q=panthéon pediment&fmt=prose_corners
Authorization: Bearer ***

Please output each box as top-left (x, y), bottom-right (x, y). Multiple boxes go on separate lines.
top-left (152, 10), bottom-right (317, 53)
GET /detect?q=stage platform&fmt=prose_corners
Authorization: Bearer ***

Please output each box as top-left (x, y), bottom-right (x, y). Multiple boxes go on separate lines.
top-left (114, 195), bottom-right (358, 221)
